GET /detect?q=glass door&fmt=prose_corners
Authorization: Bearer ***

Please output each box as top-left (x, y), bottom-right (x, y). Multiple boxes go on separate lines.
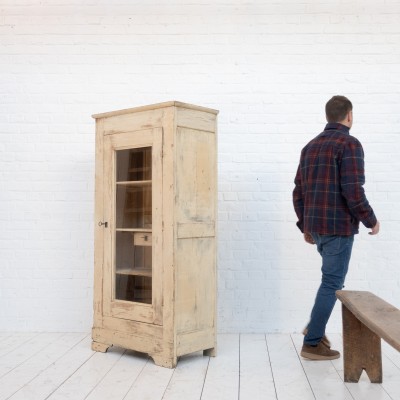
top-left (103, 128), bottom-right (163, 324)
top-left (115, 147), bottom-right (153, 304)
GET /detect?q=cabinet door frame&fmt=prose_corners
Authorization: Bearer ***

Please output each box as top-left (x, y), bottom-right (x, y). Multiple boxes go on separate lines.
top-left (103, 127), bottom-right (163, 325)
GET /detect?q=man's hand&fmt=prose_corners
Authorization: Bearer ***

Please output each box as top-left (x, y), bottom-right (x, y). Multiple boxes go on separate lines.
top-left (369, 221), bottom-right (380, 235)
top-left (304, 232), bottom-right (315, 244)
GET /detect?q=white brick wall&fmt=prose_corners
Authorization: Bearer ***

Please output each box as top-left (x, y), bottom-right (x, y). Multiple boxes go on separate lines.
top-left (1, 0), bottom-right (400, 333)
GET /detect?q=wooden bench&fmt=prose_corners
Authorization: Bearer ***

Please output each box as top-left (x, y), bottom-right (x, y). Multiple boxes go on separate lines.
top-left (336, 290), bottom-right (400, 383)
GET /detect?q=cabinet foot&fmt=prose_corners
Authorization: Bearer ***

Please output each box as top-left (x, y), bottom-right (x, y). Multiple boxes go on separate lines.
top-left (151, 354), bottom-right (177, 369)
top-left (203, 347), bottom-right (217, 357)
top-left (91, 341), bottom-right (111, 353)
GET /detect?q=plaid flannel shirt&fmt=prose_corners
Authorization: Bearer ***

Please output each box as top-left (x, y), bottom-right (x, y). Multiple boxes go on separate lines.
top-left (293, 123), bottom-right (377, 236)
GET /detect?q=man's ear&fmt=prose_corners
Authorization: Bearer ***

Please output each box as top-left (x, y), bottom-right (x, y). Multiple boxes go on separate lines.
top-left (347, 110), bottom-right (353, 125)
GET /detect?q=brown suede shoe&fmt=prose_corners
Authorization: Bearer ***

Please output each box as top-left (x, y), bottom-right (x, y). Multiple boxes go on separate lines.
top-left (301, 342), bottom-right (340, 360)
top-left (302, 328), bottom-right (331, 348)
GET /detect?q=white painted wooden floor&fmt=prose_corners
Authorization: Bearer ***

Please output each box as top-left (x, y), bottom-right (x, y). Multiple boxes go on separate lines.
top-left (1, 332), bottom-right (400, 400)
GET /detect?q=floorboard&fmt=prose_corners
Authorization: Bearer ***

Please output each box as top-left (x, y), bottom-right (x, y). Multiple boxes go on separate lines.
top-left (0, 333), bottom-right (38, 357)
top-left (85, 350), bottom-right (148, 400)
top-left (0, 333), bottom-right (63, 380)
top-left (0, 332), bottom-right (399, 400)
top-left (7, 335), bottom-right (94, 400)
top-left (266, 333), bottom-right (315, 400)
top-left (201, 333), bottom-right (239, 400)
top-left (162, 352), bottom-right (209, 400)
top-left (46, 345), bottom-right (125, 400)
top-left (291, 333), bottom-right (353, 400)
top-left (0, 332), bottom-right (87, 400)
top-left (122, 356), bottom-right (174, 400)
top-left (239, 334), bottom-right (277, 400)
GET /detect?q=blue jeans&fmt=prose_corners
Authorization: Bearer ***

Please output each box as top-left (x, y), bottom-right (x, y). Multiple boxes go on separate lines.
top-left (304, 234), bottom-right (354, 346)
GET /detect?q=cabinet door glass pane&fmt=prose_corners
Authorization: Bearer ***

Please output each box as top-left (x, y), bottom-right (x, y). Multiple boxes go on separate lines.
top-left (115, 147), bottom-right (152, 304)
top-left (116, 184), bottom-right (152, 229)
top-left (117, 147), bottom-right (151, 181)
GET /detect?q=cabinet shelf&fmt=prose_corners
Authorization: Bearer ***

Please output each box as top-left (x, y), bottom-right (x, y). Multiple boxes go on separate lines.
top-left (116, 228), bottom-right (152, 232)
top-left (116, 268), bottom-right (152, 277)
top-left (117, 181), bottom-right (152, 186)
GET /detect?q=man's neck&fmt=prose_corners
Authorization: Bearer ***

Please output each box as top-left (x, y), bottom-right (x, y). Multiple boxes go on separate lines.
top-left (339, 121), bottom-right (352, 128)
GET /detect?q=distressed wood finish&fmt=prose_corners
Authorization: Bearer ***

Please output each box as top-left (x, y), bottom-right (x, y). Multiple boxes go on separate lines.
top-left (93, 118), bottom-right (105, 326)
top-left (92, 102), bottom-right (218, 368)
top-left (336, 290), bottom-right (400, 383)
top-left (342, 304), bottom-right (382, 383)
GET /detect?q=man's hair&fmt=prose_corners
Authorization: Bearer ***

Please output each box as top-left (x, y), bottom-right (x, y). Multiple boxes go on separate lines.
top-left (325, 95), bottom-right (353, 123)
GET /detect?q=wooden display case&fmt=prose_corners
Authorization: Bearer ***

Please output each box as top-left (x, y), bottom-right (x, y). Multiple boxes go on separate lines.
top-left (91, 101), bottom-right (218, 368)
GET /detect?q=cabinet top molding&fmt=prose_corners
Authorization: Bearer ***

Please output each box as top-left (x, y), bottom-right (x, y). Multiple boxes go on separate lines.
top-left (92, 101), bottom-right (219, 119)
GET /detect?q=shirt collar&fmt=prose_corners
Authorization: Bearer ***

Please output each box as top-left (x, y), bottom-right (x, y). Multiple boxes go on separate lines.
top-left (324, 122), bottom-right (350, 135)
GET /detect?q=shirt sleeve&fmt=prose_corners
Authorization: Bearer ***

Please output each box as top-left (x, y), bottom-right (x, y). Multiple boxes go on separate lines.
top-left (340, 138), bottom-right (377, 229)
top-left (293, 163), bottom-right (305, 232)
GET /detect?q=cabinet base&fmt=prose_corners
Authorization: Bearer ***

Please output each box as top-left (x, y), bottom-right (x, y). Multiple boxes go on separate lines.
top-left (91, 341), bottom-right (111, 353)
top-left (92, 326), bottom-right (216, 368)
top-left (203, 347), bottom-right (217, 357)
top-left (150, 354), bottom-right (178, 368)
top-left (92, 342), bottom-right (215, 368)
top-left (150, 346), bottom-right (216, 368)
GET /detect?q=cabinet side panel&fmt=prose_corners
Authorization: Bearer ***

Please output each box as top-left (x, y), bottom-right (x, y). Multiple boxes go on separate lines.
top-left (175, 127), bottom-right (216, 224)
top-left (176, 237), bottom-right (216, 334)
top-left (175, 124), bottom-right (217, 345)
top-left (93, 118), bottom-right (105, 329)
top-left (176, 107), bottom-right (216, 132)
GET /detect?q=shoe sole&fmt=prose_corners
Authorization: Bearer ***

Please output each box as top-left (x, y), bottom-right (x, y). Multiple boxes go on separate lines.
top-left (300, 350), bottom-right (340, 361)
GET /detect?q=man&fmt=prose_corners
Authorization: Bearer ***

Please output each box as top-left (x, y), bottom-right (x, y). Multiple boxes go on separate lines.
top-left (293, 95), bottom-right (380, 360)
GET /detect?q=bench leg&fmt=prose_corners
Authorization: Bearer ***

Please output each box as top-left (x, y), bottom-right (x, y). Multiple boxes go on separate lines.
top-left (342, 304), bottom-right (382, 383)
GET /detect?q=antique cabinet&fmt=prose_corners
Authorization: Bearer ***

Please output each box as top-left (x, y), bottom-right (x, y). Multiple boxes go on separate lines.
top-left (91, 101), bottom-right (218, 368)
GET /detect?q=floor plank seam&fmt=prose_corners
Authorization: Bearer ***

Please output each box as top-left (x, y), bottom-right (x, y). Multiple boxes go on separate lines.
top-left (42, 347), bottom-right (98, 400)
top-left (121, 356), bottom-right (150, 400)
top-left (383, 352), bottom-right (400, 372)
top-left (264, 334), bottom-right (278, 400)
top-left (1, 333), bottom-right (68, 381)
top-left (160, 356), bottom-right (180, 400)
top-left (238, 333), bottom-right (241, 400)
top-left (83, 348), bottom-right (127, 400)
top-left (326, 337), bottom-right (355, 400)
top-left (5, 333), bottom-right (91, 400)
top-left (290, 334), bottom-right (317, 400)
top-left (0, 333), bottom-right (41, 359)
top-left (331, 363), bottom-right (355, 400)
top-left (0, 333), bottom-right (46, 381)
top-left (199, 352), bottom-right (211, 400)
